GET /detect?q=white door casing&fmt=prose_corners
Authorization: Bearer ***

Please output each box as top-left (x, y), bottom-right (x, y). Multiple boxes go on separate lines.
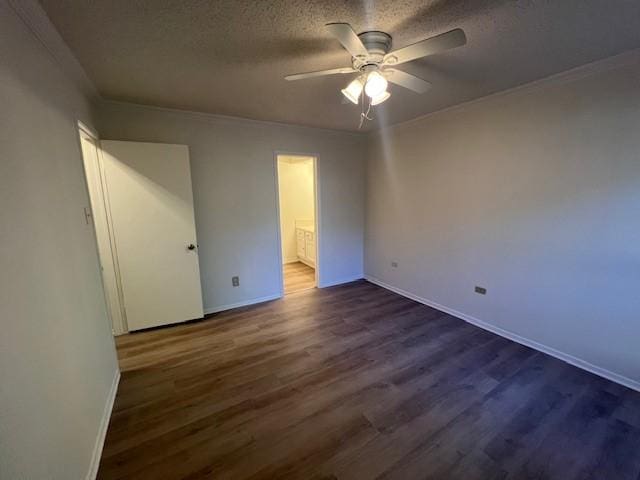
top-left (79, 129), bottom-right (127, 335)
top-left (100, 141), bottom-right (204, 330)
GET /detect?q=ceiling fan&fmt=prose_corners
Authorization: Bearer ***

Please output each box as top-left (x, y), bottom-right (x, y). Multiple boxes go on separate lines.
top-left (285, 23), bottom-right (466, 114)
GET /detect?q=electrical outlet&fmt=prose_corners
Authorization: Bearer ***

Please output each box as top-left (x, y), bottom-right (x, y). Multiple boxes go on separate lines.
top-left (232, 276), bottom-right (240, 287)
top-left (475, 286), bottom-right (487, 295)
top-left (391, 261), bottom-right (398, 268)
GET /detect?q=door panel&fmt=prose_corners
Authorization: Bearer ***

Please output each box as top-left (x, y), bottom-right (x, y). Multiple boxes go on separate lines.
top-left (100, 141), bottom-right (203, 330)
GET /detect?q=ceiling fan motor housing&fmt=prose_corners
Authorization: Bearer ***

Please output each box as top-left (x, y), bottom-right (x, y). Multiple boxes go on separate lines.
top-left (353, 31), bottom-right (392, 69)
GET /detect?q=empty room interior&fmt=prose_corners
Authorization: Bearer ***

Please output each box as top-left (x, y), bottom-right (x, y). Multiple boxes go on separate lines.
top-left (2, 1), bottom-right (640, 479)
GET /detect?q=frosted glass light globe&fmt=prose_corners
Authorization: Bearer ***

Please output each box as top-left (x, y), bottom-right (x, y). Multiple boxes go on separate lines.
top-left (371, 91), bottom-right (390, 105)
top-left (341, 79), bottom-right (363, 104)
top-left (364, 71), bottom-right (388, 98)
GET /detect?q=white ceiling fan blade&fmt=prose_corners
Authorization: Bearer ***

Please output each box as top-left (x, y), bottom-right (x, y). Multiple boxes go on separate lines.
top-left (285, 67), bottom-right (356, 81)
top-left (384, 28), bottom-right (466, 65)
top-left (325, 23), bottom-right (369, 58)
top-left (385, 69), bottom-right (431, 94)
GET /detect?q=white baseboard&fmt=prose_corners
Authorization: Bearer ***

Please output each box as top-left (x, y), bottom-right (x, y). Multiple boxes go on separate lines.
top-left (86, 368), bottom-right (120, 480)
top-left (365, 275), bottom-right (640, 393)
top-left (204, 294), bottom-right (281, 315)
top-left (318, 275), bottom-right (364, 289)
top-left (297, 257), bottom-right (316, 269)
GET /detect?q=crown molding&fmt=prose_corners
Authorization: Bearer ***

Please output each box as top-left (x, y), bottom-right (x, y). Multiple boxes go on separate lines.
top-left (11, 0), bottom-right (638, 136)
top-left (99, 99), bottom-right (367, 138)
top-left (6, 0), bottom-right (358, 134)
top-left (7, 0), bottom-right (99, 100)
top-left (372, 47), bottom-right (640, 135)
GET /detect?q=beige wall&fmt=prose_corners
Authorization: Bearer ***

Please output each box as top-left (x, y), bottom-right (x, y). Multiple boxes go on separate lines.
top-left (278, 156), bottom-right (315, 264)
top-left (0, 2), bottom-right (119, 478)
top-left (97, 102), bottom-right (366, 312)
top-left (365, 53), bottom-right (640, 388)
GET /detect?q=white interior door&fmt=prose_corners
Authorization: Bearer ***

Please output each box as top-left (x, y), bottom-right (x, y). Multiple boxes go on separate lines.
top-left (100, 141), bottom-right (204, 331)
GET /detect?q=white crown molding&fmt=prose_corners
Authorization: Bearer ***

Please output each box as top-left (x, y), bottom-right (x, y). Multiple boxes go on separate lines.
top-left (7, 0), bottom-right (99, 100)
top-left (98, 99), bottom-right (367, 138)
top-left (116, 46), bottom-right (638, 136)
top-left (11, 0), bottom-right (639, 136)
top-left (373, 47), bottom-right (640, 135)
top-left (7, 0), bottom-right (359, 135)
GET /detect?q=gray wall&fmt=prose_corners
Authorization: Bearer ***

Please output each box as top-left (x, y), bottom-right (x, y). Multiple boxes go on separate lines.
top-left (0, 2), bottom-right (119, 478)
top-left (365, 55), bottom-right (640, 387)
top-left (97, 102), bottom-right (366, 313)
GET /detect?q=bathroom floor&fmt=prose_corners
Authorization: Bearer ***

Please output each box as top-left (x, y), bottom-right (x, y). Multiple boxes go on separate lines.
top-left (283, 262), bottom-right (315, 294)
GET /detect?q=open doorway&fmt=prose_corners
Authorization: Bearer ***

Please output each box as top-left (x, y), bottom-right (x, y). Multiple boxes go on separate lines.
top-left (276, 154), bottom-right (318, 295)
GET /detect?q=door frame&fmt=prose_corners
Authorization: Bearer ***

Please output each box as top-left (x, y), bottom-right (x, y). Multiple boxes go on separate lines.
top-left (77, 121), bottom-right (128, 335)
top-left (273, 151), bottom-right (321, 296)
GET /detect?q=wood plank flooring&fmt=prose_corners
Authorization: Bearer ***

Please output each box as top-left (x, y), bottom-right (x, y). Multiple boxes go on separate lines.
top-left (283, 261), bottom-right (315, 294)
top-left (98, 280), bottom-right (640, 479)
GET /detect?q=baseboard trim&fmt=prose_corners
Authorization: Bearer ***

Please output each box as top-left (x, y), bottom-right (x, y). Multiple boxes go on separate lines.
top-left (365, 275), bottom-right (640, 393)
top-left (299, 258), bottom-right (316, 269)
top-left (204, 294), bottom-right (281, 315)
top-left (318, 275), bottom-right (364, 289)
top-left (86, 369), bottom-right (120, 480)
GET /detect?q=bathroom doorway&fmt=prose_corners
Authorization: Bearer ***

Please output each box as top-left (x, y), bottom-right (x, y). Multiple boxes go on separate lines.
top-left (276, 154), bottom-right (318, 294)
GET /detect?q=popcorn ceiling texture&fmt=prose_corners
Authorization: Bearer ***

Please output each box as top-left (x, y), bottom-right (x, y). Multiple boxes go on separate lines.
top-left (39, 0), bottom-right (640, 131)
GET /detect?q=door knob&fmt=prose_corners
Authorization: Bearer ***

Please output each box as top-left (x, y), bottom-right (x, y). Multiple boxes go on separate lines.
top-left (187, 244), bottom-right (196, 250)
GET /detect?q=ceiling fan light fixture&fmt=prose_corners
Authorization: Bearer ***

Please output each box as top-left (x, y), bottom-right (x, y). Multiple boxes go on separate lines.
top-left (371, 90), bottom-right (390, 106)
top-left (341, 78), bottom-right (363, 104)
top-left (364, 71), bottom-right (388, 98)
top-left (285, 23), bottom-right (466, 127)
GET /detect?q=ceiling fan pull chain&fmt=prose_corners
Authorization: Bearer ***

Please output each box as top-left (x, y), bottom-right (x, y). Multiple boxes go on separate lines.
top-left (358, 96), bottom-right (373, 129)
top-left (358, 92), bottom-right (366, 129)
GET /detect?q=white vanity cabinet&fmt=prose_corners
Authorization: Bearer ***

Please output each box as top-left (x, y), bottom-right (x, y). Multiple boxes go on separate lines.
top-left (296, 228), bottom-right (306, 260)
top-left (296, 226), bottom-right (316, 267)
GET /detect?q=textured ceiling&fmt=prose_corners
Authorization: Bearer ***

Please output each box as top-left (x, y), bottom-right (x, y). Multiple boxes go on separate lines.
top-left (39, 0), bottom-right (640, 131)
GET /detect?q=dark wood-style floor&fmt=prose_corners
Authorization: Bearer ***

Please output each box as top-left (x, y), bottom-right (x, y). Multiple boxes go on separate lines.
top-left (283, 261), bottom-right (316, 294)
top-left (98, 280), bottom-right (640, 479)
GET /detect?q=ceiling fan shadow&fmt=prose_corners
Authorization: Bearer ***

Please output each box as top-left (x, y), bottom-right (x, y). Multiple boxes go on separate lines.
top-left (404, 56), bottom-right (470, 83)
top-left (220, 37), bottom-right (339, 64)
top-left (391, 0), bottom-right (511, 38)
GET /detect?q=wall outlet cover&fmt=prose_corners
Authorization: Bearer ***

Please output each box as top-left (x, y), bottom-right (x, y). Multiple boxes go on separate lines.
top-left (475, 286), bottom-right (487, 295)
top-left (232, 276), bottom-right (240, 287)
